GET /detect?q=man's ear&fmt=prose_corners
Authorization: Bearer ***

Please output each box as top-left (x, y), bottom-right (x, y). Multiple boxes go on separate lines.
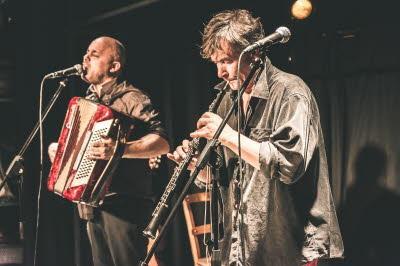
top-left (109, 61), bottom-right (121, 74)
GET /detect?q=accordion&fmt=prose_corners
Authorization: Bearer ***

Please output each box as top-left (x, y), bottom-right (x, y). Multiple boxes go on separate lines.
top-left (47, 97), bottom-right (131, 207)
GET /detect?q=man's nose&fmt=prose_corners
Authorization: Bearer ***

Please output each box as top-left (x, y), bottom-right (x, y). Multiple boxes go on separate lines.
top-left (83, 54), bottom-right (90, 63)
top-left (217, 65), bottom-right (227, 79)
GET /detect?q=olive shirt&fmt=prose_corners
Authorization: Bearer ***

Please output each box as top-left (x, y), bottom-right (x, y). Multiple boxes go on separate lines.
top-left (214, 57), bottom-right (344, 266)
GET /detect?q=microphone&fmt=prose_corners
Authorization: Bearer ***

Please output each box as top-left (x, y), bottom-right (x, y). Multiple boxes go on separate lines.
top-left (44, 64), bottom-right (83, 79)
top-left (242, 26), bottom-right (291, 53)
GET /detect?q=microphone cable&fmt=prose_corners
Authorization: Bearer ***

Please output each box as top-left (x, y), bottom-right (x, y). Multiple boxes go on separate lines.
top-left (233, 51), bottom-right (246, 266)
top-left (35, 75), bottom-right (68, 266)
top-left (34, 76), bottom-right (47, 266)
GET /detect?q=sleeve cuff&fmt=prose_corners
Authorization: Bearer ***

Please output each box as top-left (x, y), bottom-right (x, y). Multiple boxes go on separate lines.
top-left (259, 141), bottom-right (279, 179)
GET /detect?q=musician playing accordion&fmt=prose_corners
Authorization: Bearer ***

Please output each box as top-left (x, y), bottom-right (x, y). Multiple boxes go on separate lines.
top-left (48, 36), bottom-right (170, 266)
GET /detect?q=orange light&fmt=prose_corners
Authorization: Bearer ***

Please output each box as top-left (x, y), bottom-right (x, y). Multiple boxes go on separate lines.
top-left (291, 0), bottom-right (313, 20)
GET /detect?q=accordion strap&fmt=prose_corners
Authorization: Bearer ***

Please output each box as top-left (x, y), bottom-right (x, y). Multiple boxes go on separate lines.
top-left (87, 122), bottom-right (126, 206)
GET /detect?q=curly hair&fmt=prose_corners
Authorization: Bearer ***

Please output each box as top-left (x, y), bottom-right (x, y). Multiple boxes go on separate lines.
top-left (201, 9), bottom-right (265, 59)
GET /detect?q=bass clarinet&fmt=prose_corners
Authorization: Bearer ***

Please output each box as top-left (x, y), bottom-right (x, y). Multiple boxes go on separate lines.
top-left (143, 82), bottom-right (228, 239)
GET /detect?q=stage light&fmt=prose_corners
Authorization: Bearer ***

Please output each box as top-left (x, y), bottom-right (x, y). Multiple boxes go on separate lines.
top-left (291, 0), bottom-right (313, 20)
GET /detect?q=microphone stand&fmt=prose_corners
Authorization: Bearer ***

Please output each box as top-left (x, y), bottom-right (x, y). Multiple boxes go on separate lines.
top-left (139, 57), bottom-right (264, 266)
top-left (208, 150), bottom-right (224, 266)
top-left (0, 78), bottom-right (69, 241)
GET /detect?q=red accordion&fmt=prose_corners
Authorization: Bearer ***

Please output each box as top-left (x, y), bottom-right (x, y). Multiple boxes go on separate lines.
top-left (47, 97), bottom-right (128, 207)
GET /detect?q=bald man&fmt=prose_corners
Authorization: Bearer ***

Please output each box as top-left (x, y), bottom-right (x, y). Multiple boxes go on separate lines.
top-left (49, 36), bottom-right (169, 266)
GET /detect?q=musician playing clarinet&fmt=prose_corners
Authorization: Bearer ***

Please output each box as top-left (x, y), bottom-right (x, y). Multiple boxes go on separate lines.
top-left (168, 9), bottom-right (344, 266)
top-left (48, 36), bottom-right (170, 266)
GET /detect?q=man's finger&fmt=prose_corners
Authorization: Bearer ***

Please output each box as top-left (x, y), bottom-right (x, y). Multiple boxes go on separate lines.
top-left (171, 150), bottom-right (182, 162)
top-left (166, 153), bottom-right (175, 161)
top-left (182, 139), bottom-right (190, 146)
top-left (92, 141), bottom-right (103, 147)
top-left (182, 144), bottom-right (189, 153)
top-left (190, 128), bottom-right (208, 139)
top-left (176, 146), bottom-right (187, 158)
top-left (100, 135), bottom-right (113, 143)
top-left (197, 117), bottom-right (212, 129)
top-left (88, 152), bottom-right (98, 160)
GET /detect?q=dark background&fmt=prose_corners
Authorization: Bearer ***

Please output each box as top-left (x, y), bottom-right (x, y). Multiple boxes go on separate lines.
top-left (0, 0), bottom-right (399, 265)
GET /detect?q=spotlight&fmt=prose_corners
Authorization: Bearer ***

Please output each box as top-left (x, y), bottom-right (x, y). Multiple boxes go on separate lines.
top-left (291, 0), bottom-right (313, 20)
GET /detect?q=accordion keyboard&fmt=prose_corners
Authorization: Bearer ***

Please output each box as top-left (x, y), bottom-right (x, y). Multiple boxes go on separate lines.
top-left (71, 119), bottom-right (114, 187)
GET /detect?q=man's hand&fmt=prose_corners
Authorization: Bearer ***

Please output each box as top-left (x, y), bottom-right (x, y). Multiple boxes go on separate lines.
top-left (48, 142), bottom-right (58, 163)
top-left (166, 139), bottom-right (212, 185)
top-left (88, 135), bottom-right (116, 160)
top-left (190, 112), bottom-right (235, 144)
top-left (191, 112), bottom-right (261, 170)
top-left (166, 139), bottom-right (198, 171)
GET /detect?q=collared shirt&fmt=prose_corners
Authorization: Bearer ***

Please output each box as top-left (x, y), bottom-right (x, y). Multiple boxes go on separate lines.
top-left (85, 79), bottom-right (168, 199)
top-left (215, 57), bottom-right (344, 265)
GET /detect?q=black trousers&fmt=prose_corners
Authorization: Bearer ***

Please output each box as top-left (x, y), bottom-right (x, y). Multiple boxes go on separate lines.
top-left (86, 197), bottom-right (152, 266)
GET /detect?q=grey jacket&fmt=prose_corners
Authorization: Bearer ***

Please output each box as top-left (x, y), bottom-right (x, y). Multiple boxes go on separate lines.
top-left (215, 57), bottom-right (344, 266)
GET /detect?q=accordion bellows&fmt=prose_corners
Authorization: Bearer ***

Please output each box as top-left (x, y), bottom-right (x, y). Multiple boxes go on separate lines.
top-left (48, 97), bottom-right (125, 207)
